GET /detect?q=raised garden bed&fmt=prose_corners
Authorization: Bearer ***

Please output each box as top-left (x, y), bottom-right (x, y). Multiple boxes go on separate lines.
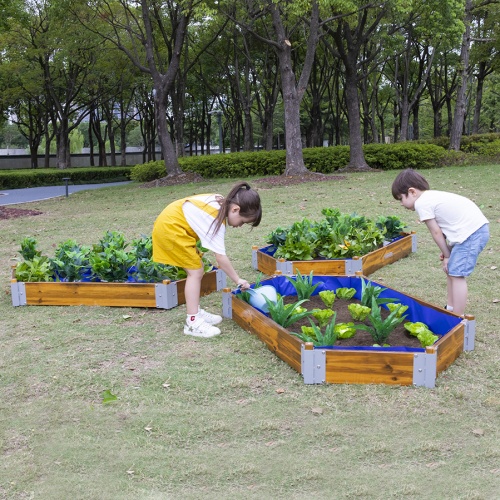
top-left (222, 274), bottom-right (474, 387)
top-left (252, 232), bottom-right (417, 276)
top-left (11, 267), bottom-right (226, 310)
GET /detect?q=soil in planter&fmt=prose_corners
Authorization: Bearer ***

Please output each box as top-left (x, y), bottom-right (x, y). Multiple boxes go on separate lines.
top-left (282, 295), bottom-right (424, 348)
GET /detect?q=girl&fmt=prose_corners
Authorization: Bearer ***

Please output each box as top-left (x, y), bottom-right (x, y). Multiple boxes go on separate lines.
top-left (152, 182), bottom-right (262, 337)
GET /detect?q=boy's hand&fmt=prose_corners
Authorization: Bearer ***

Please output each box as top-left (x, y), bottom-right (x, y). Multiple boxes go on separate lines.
top-left (441, 256), bottom-right (449, 274)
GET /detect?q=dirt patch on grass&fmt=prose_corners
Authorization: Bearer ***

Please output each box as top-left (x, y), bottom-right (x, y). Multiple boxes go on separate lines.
top-left (0, 206), bottom-right (43, 219)
top-left (141, 171), bottom-right (346, 189)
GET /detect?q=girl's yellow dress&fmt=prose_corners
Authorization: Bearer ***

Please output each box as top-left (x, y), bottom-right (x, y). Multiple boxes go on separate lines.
top-left (152, 195), bottom-right (220, 269)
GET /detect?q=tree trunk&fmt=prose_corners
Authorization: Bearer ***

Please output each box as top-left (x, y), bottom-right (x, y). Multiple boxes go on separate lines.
top-left (343, 67), bottom-right (370, 170)
top-left (472, 60), bottom-right (491, 134)
top-left (56, 118), bottom-right (70, 169)
top-left (155, 88), bottom-right (182, 175)
top-left (450, 0), bottom-right (472, 151)
top-left (270, 1), bottom-right (319, 175)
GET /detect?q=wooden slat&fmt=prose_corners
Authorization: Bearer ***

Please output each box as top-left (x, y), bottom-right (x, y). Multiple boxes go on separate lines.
top-left (231, 296), bottom-right (302, 372)
top-left (24, 282), bottom-right (157, 307)
top-left (20, 269), bottom-right (220, 309)
top-left (427, 323), bottom-right (464, 375)
top-left (292, 260), bottom-right (346, 275)
top-left (256, 251), bottom-right (280, 275)
top-left (325, 350), bottom-right (415, 385)
top-left (361, 233), bottom-right (413, 276)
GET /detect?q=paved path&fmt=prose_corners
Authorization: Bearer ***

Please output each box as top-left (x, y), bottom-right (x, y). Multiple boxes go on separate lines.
top-left (0, 181), bottom-right (132, 206)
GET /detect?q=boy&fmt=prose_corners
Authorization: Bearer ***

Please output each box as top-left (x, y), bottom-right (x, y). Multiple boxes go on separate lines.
top-left (392, 169), bottom-right (489, 316)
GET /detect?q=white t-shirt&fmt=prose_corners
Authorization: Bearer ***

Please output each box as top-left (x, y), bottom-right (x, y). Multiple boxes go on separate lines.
top-left (182, 194), bottom-right (226, 255)
top-left (414, 190), bottom-right (489, 245)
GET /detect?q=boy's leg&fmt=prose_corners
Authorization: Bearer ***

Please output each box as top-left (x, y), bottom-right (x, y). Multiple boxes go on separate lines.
top-left (448, 275), bottom-right (467, 316)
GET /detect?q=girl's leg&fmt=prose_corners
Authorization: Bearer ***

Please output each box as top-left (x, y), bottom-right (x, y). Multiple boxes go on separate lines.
top-left (448, 275), bottom-right (467, 316)
top-left (184, 267), bottom-right (204, 315)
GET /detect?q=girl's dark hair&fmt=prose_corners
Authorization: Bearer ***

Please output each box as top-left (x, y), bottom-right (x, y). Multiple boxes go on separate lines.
top-left (391, 169), bottom-right (430, 199)
top-left (210, 182), bottom-right (262, 234)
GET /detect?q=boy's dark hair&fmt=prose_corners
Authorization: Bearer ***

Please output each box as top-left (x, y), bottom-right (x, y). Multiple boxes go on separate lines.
top-left (211, 181), bottom-right (262, 234)
top-left (391, 169), bottom-right (430, 199)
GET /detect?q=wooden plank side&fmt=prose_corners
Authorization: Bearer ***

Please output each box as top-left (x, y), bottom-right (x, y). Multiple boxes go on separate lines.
top-left (427, 323), bottom-right (464, 374)
top-left (256, 251), bottom-right (280, 275)
top-left (231, 297), bottom-right (302, 373)
top-left (361, 234), bottom-right (413, 276)
top-left (325, 350), bottom-right (415, 385)
top-left (24, 282), bottom-right (157, 307)
top-left (293, 260), bottom-right (346, 275)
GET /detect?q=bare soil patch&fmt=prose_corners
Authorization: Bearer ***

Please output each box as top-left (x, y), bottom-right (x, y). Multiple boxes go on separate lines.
top-left (283, 294), bottom-right (422, 348)
top-left (0, 206), bottom-right (43, 220)
top-left (141, 171), bottom-right (346, 189)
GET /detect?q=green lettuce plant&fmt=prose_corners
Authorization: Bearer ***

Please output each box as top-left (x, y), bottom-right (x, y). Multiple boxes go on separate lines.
top-left (386, 303), bottom-right (409, 318)
top-left (311, 308), bottom-right (335, 328)
top-left (348, 303), bottom-right (371, 321)
top-left (335, 287), bottom-right (356, 300)
top-left (334, 322), bottom-right (356, 339)
top-left (404, 321), bottom-right (439, 347)
top-left (319, 290), bottom-right (336, 308)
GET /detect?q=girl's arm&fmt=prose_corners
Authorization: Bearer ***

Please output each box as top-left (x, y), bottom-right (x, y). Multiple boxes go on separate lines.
top-left (214, 253), bottom-right (249, 288)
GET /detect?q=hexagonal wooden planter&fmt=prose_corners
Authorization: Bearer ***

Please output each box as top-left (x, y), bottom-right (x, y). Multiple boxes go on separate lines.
top-left (253, 232), bottom-right (417, 276)
top-left (10, 267), bottom-right (226, 310)
top-left (222, 274), bottom-right (475, 388)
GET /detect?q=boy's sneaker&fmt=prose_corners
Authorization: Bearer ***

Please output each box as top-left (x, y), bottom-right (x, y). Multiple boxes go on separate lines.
top-left (184, 317), bottom-right (221, 338)
top-left (198, 308), bottom-right (223, 325)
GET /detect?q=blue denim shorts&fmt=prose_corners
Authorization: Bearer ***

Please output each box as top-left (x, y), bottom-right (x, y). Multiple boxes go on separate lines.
top-left (448, 224), bottom-right (490, 277)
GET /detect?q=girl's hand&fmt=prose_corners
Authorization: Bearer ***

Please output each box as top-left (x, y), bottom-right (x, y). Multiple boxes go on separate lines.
top-left (237, 278), bottom-right (250, 289)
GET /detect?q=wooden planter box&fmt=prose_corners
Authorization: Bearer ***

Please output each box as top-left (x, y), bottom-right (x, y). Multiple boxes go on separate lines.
top-left (253, 232), bottom-right (417, 276)
top-left (11, 268), bottom-right (226, 310)
top-left (222, 274), bottom-right (475, 388)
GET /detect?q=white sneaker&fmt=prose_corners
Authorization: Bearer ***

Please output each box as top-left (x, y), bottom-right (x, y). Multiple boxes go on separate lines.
top-left (184, 317), bottom-right (221, 338)
top-left (198, 308), bottom-right (223, 325)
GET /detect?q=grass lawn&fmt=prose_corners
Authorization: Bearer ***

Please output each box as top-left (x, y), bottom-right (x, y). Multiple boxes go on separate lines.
top-left (1, 165), bottom-right (499, 499)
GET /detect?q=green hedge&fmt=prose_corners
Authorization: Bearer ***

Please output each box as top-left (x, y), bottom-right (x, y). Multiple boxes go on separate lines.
top-left (0, 167), bottom-right (133, 190)
top-left (130, 142), bottom-right (448, 182)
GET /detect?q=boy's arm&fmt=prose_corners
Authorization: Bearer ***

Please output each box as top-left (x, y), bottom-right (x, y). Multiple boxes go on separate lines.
top-left (425, 218), bottom-right (451, 259)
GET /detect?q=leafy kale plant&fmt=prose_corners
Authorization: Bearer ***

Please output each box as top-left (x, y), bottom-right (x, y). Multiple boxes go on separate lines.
top-left (264, 297), bottom-right (312, 328)
top-left (376, 215), bottom-right (407, 241)
top-left (353, 297), bottom-right (407, 346)
top-left (360, 278), bottom-right (397, 307)
top-left (291, 314), bottom-right (338, 347)
top-left (286, 270), bottom-right (321, 300)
